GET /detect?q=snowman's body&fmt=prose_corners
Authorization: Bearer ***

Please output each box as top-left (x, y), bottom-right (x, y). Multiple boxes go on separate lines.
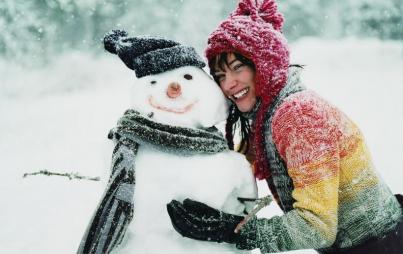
top-left (118, 146), bottom-right (256, 253)
top-left (114, 66), bottom-right (257, 253)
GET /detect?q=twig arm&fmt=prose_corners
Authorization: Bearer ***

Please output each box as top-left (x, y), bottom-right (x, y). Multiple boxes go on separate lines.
top-left (23, 169), bottom-right (100, 181)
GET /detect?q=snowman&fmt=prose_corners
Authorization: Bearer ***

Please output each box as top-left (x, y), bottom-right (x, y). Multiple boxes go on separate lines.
top-left (77, 30), bottom-right (257, 254)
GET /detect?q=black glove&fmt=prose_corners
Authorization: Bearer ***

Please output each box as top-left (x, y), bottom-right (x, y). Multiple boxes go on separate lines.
top-left (166, 198), bottom-right (244, 244)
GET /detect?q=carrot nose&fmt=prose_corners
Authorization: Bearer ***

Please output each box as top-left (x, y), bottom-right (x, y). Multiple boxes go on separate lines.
top-left (167, 82), bottom-right (182, 99)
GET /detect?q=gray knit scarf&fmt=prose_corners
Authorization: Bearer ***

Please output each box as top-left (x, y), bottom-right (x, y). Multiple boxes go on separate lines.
top-left (77, 109), bottom-right (228, 254)
top-left (114, 109), bottom-right (229, 154)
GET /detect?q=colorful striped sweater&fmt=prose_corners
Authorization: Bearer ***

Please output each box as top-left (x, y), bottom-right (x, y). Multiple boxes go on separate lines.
top-left (238, 68), bottom-right (402, 253)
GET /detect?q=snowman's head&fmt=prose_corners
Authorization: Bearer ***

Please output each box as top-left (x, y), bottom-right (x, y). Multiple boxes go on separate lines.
top-left (131, 66), bottom-right (228, 128)
top-left (103, 30), bottom-right (229, 128)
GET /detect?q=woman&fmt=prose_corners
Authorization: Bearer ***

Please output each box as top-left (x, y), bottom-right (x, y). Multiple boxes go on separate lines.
top-left (166, 0), bottom-right (403, 253)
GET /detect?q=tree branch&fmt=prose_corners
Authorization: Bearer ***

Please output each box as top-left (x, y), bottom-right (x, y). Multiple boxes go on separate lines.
top-left (23, 169), bottom-right (100, 181)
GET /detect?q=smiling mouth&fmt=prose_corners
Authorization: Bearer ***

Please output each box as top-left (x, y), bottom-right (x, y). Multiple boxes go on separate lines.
top-left (232, 88), bottom-right (249, 100)
top-left (148, 96), bottom-right (197, 114)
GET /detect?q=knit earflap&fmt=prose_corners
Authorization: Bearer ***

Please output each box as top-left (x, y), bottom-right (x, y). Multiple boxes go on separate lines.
top-left (232, 0), bottom-right (284, 31)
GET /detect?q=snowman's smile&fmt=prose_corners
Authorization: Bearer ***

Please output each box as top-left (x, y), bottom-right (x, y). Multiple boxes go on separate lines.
top-left (148, 96), bottom-right (197, 114)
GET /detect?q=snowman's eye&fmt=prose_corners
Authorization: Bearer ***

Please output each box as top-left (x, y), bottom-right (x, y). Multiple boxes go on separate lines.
top-left (150, 80), bottom-right (157, 85)
top-left (183, 74), bottom-right (193, 80)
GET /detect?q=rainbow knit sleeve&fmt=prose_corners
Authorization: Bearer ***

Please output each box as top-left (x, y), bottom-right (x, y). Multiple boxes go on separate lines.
top-left (242, 92), bottom-right (343, 252)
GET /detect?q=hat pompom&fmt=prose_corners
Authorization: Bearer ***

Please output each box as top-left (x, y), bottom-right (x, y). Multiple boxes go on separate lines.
top-left (233, 0), bottom-right (284, 31)
top-left (233, 0), bottom-right (256, 17)
top-left (103, 29), bottom-right (128, 54)
top-left (259, 0), bottom-right (284, 30)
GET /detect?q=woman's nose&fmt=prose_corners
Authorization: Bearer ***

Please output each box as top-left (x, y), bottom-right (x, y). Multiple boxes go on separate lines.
top-left (222, 73), bottom-right (237, 91)
top-left (167, 82), bottom-right (182, 98)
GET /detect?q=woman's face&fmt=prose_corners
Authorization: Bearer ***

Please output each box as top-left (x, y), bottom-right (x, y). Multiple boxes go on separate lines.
top-left (213, 53), bottom-right (257, 113)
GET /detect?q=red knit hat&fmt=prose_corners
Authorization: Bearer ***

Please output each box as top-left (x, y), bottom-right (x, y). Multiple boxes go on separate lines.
top-left (205, 0), bottom-right (289, 180)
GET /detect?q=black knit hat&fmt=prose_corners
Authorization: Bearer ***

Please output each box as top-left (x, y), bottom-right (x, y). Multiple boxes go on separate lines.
top-left (103, 30), bottom-right (206, 78)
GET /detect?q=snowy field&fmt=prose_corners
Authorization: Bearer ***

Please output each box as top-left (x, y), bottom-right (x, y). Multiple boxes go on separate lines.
top-left (1, 37), bottom-right (402, 254)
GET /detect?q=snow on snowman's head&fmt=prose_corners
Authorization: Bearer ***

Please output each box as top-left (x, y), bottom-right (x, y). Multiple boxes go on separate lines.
top-left (103, 30), bottom-right (228, 128)
top-left (132, 66), bottom-right (228, 128)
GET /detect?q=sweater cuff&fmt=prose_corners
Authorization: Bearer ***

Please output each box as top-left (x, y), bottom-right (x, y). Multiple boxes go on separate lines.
top-left (236, 217), bottom-right (258, 250)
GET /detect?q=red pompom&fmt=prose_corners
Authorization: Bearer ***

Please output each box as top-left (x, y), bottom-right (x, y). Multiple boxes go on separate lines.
top-left (259, 0), bottom-right (284, 30)
top-left (232, 0), bottom-right (284, 31)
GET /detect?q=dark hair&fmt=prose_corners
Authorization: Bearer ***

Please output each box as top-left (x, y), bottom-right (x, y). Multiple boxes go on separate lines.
top-left (210, 52), bottom-right (255, 84)
top-left (209, 52), bottom-right (255, 154)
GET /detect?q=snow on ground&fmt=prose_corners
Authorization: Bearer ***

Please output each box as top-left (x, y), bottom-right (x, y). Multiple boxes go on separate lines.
top-left (0, 38), bottom-right (402, 254)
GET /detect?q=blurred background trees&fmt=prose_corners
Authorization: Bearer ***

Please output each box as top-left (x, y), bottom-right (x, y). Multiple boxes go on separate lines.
top-left (0, 0), bottom-right (402, 66)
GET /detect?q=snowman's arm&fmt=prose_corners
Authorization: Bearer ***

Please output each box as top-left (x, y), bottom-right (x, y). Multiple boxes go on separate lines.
top-left (235, 195), bottom-right (273, 233)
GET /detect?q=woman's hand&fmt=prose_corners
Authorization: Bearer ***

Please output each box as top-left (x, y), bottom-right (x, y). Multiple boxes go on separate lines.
top-left (166, 199), bottom-right (243, 244)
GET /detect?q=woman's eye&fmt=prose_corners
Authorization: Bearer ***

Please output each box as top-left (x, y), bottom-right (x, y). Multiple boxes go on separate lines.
top-left (184, 74), bottom-right (193, 80)
top-left (233, 63), bottom-right (244, 71)
top-left (217, 75), bottom-right (225, 82)
top-left (150, 80), bottom-right (157, 85)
